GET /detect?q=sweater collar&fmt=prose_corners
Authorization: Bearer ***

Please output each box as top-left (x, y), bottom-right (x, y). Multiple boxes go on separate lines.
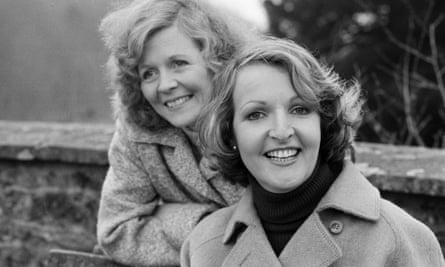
top-left (223, 160), bottom-right (381, 243)
top-left (249, 161), bottom-right (335, 224)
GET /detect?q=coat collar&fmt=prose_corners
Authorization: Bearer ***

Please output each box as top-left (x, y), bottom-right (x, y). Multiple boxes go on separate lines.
top-left (221, 161), bottom-right (381, 266)
top-left (119, 119), bottom-right (223, 182)
top-left (116, 117), bottom-right (231, 205)
top-left (117, 117), bottom-right (185, 147)
top-left (223, 160), bottom-right (381, 243)
top-left (316, 160), bottom-right (380, 220)
top-left (223, 188), bottom-right (259, 243)
top-left (222, 189), bottom-right (343, 267)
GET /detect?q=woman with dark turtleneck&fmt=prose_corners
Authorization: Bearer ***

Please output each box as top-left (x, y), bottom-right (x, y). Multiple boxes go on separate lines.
top-left (181, 38), bottom-right (445, 267)
top-left (251, 160), bottom-right (337, 256)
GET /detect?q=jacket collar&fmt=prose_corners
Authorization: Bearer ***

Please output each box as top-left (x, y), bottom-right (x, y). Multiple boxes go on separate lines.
top-left (222, 188), bottom-right (259, 243)
top-left (223, 160), bottom-right (381, 243)
top-left (316, 160), bottom-right (380, 220)
top-left (116, 117), bottom-right (232, 206)
top-left (117, 117), bottom-right (185, 147)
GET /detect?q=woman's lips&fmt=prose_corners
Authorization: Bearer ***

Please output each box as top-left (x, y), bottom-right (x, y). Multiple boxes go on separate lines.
top-left (264, 148), bottom-right (301, 163)
top-left (164, 95), bottom-right (192, 108)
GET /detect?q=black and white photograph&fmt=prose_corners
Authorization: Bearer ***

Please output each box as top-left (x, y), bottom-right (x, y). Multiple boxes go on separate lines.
top-left (0, 0), bottom-right (444, 266)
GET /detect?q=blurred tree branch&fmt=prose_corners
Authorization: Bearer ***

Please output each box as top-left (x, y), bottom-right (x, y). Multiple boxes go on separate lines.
top-left (382, 12), bottom-right (445, 107)
top-left (264, 0), bottom-right (445, 147)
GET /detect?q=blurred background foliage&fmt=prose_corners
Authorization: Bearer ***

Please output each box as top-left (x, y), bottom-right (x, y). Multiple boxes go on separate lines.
top-left (0, 0), bottom-right (444, 147)
top-left (264, 0), bottom-right (445, 147)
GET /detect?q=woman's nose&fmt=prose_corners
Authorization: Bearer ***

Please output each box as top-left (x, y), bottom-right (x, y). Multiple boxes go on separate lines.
top-left (158, 71), bottom-right (178, 92)
top-left (268, 116), bottom-right (294, 140)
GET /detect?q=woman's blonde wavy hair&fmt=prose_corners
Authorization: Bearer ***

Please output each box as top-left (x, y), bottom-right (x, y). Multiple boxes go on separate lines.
top-left (100, 0), bottom-right (258, 130)
top-left (199, 37), bottom-right (364, 185)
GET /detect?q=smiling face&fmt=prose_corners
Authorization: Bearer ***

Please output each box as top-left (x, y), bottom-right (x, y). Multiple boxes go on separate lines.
top-left (138, 24), bottom-right (213, 130)
top-left (232, 63), bottom-right (321, 193)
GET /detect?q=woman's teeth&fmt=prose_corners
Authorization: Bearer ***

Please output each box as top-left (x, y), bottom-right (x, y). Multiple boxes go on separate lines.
top-left (165, 96), bottom-right (191, 108)
top-left (265, 149), bottom-right (299, 160)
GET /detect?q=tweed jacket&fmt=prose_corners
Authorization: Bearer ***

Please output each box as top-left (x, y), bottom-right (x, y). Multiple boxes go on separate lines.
top-left (97, 118), bottom-right (244, 267)
top-left (181, 161), bottom-right (445, 267)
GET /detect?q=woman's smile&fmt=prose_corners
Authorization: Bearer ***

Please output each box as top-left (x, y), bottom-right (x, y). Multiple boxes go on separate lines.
top-left (264, 147), bottom-right (301, 164)
top-left (164, 95), bottom-right (193, 109)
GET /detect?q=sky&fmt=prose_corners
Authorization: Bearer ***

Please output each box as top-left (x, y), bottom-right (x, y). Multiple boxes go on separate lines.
top-left (208, 0), bottom-right (269, 31)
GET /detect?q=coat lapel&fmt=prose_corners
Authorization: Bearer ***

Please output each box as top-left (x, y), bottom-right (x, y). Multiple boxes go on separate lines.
top-left (163, 135), bottom-right (226, 205)
top-left (279, 214), bottom-right (342, 267)
top-left (199, 156), bottom-right (245, 205)
top-left (222, 189), bottom-right (281, 266)
top-left (222, 226), bottom-right (282, 267)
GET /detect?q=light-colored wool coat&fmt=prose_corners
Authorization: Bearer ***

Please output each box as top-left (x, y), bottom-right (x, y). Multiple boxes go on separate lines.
top-left (181, 161), bottom-right (445, 267)
top-left (97, 118), bottom-right (244, 267)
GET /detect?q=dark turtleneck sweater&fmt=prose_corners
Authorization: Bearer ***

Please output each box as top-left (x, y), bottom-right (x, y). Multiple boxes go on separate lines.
top-left (249, 161), bottom-right (338, 256)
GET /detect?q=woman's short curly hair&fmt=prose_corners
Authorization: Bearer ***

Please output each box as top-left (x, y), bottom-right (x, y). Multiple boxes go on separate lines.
top-left (99, 0), bottom-right (258, 130)
top-left (199, 37), bottom-right (364, 185)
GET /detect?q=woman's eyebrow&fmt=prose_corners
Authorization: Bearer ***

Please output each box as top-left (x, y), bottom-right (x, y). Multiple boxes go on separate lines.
top-left (169, 54), bottom-right (192, 60)
top-left (138, 64), bottom-right (154, 70)
top-left (239, 100), bottom-right (266, 110)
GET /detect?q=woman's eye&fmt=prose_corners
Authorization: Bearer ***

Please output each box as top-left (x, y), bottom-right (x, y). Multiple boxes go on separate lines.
top-left (247, 111), bottom-right (265, 120)
top-left (291, 105), bottom-right (310, 114)
top-left (141, 69), bottom-right (158, 82)
top-left (172, 60), bottom-right (188, 68)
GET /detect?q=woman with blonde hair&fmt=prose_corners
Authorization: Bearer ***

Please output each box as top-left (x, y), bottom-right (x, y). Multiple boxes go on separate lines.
top-left (97, 0), bottom-right (259, 266)
top-left (181, 38), bottom-right (444, 266)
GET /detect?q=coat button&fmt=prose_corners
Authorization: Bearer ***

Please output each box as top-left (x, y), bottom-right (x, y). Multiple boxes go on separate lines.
top-left (329, 220), bottom-right (343, 234)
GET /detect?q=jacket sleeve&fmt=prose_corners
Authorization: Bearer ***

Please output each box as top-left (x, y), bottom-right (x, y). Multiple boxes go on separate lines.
top-left (97, 128), bottom-right (217, 267)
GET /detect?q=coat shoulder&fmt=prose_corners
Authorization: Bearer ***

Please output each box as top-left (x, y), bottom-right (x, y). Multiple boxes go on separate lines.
top-left (379, 198), bottom-right (444, 266)
top-left (380, 198), bottom-right (435, 238)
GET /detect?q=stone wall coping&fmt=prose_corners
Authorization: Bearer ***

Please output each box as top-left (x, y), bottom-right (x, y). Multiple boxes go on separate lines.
top-left (0, 120), bottom-right (113, 165)
top-left (1, 120), bottom-right (444, 196)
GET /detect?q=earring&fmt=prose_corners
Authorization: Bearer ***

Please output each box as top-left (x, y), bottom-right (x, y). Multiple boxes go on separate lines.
top-left (232, 145), bottom-right (237, 151)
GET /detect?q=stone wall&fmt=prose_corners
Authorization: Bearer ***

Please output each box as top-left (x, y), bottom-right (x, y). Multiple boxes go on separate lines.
top-left (0, 121), bottom-right (112, 267)
top-left (0, 120), bottom-right (444, 267)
